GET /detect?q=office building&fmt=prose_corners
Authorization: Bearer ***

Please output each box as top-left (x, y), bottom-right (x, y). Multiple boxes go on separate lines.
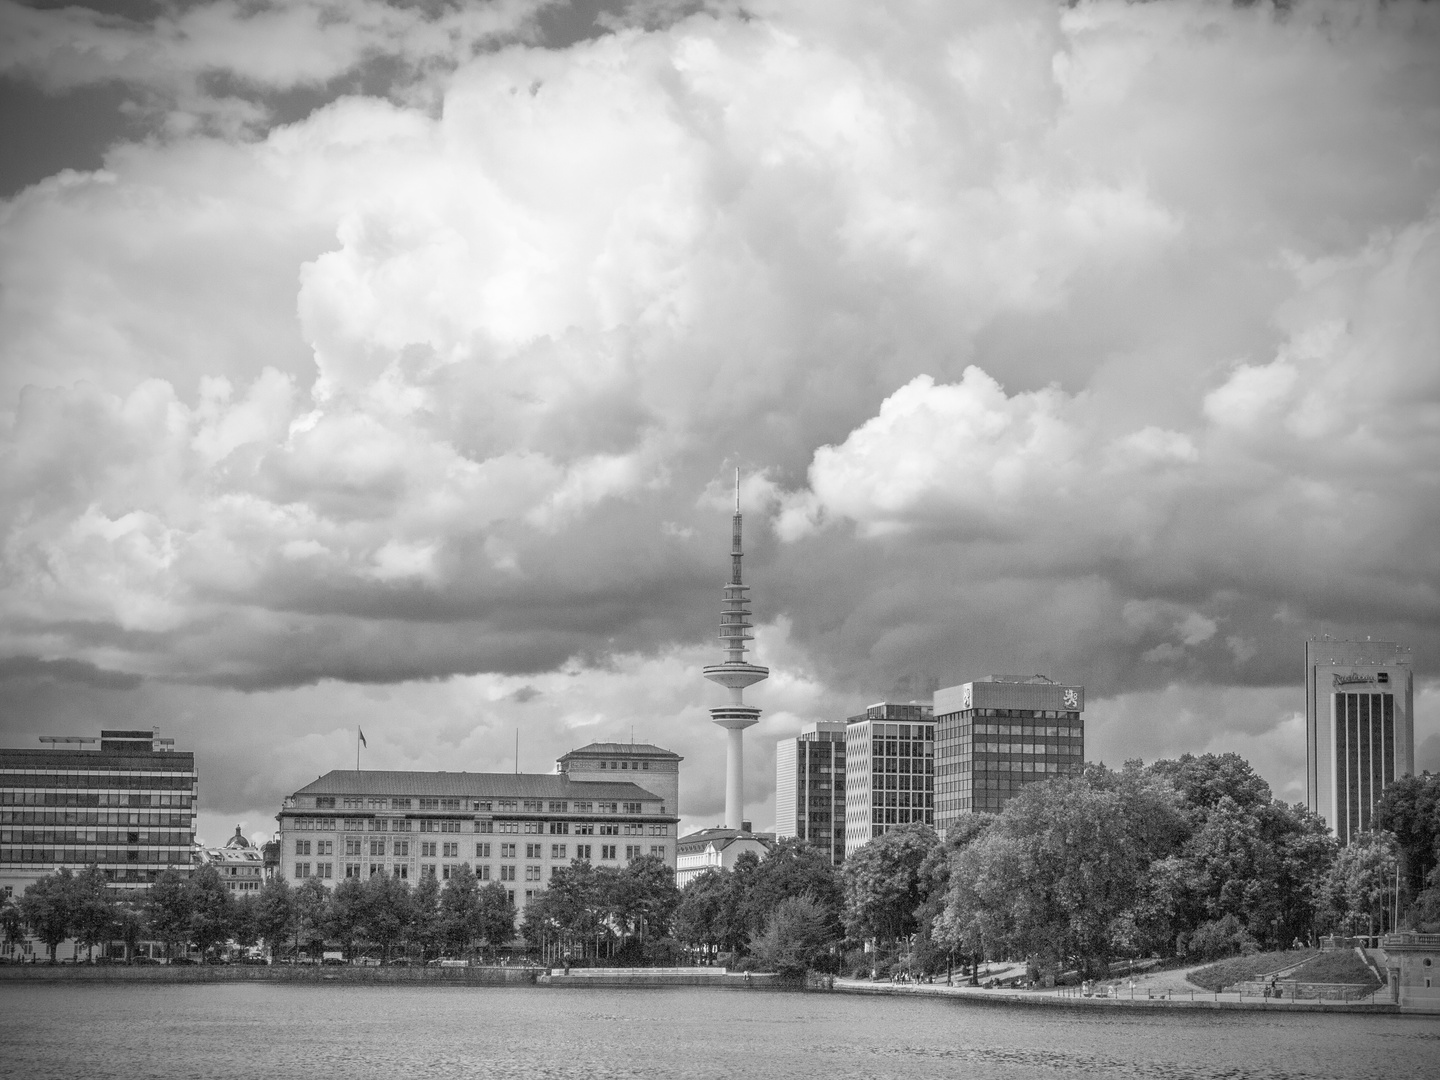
top-left (556, 742), bottom-right (681, 819)
top-left (933, 675), bottom-right (1085, 832)
top-left (1305, 638), bottom-right (1414, 845)
top-left (0, 728), bottom-right (197, 900)
top-left (843, 703), bottom-right (934, 859)
top-left (275, 748), bottom-right (680, 914)
top-left (775, 721), bottom-right (847, 864)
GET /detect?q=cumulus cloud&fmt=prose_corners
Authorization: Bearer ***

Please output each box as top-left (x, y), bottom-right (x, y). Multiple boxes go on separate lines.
top-left (1, 0), bottom-right (1438, 829)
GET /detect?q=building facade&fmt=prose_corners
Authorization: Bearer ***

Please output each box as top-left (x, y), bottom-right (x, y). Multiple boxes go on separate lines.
top-left (1305, 638), bottom-right (1415, 845)
top-left (196, 826), bottom-right (265, 894)
top-left (933, 675), bottom-right (1085, 832)
top-left (556, 742), bottom-right (681, 820)
top-left (675, 827), bottom-right (775, 888)
top-left (775, 721), bottom-right (846, 864)
top-left (0, 729), bottom-right (197, 900)
top-left (275, 767), bottom-right (678, 914)
top-left (843, 703), bottom-right (934, 859)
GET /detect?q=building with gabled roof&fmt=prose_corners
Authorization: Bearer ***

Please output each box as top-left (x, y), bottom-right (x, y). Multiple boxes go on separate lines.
top-left (674, 826), bottom-right (774, 888)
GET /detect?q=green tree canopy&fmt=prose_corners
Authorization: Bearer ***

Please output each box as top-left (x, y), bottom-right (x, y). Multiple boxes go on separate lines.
top-left (842, 823), bottom-right (938, 947)
top-left (188, 864), bottom-right (235, 959)
top-left (20, 867), bottom-right (78, 961)
top-left (144, 869), bottom-right (193, 960)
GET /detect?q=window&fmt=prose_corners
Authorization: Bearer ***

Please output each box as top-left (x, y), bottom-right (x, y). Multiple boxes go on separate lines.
top-left (343, 797), bottom-right (363, 809)
top-left (522, 821), bottom-right (542, 834)
top-left (601, 844), bottom-right (617, 860)
top-left (316, 862), bottom-right (333, 879)
top-left (419, 798), bottom-right (439, 810)
top-left (315, 797), bottom-right (335, 809)
top-left (649, 846), bottom-right (665, 859)
top-left (345, 863), bottom-right (361, 879)
top-left (476, 842), bottom-right (491, 858)
top-left (574, 823), bottom-right (594, 835)
top-left (599, 824), bottom-right (619, 836)
top-left (422, 864), bottom-right (435, 878)
top-left (370, 839), bottom-right (385, 856)
top-left (367, 798), bottom-right (387, 810)
top-left (419, 820), bottom-right (437, 833)
top-left (421, 841), bottom-right (437, 858)
top-left (648, 824), bottom-right (667, 836)
top-left (498, 800), bottom-right (517, 810)
top-left (623, 824), bottom-right (642, 836)
top-left (345, 838), bottom-right (362, 856)
top-left (500, 865), bottom-right (516, 881)
top-left (294, 862), bottom-right (311, 878)
top-left (548, 821), bottom-right (569, 835)
top-left (525, 865), bottom-right (541, 881)
top-left (476, 820), bottom-right (494, 833)
top-left (295, 840), bottom-right (312, 856)
top-left (317, 840), bottom-right (334, 855)
top-left (498, 821), bottom-right (519, 834)
top-left (442, 842), bottom-right (459, 858)
top-left (440, 798), bottom-right (461, 810)
top-left (598, 802), bottom-right (617, 814)
top-left (391, 798), bottom-right (411, 809)
top-left (522, 800), bottom-right (542, 811)
top-left (575, 844), bottom-right (592, 860)
top-left (573, 801), bottom-right (593, 813)
top-left (393, 841), bottom-right (409, 857)
top-left (442, 864), bottom-right (453, 881)
top-left (473, 801), bottom-right (492, 812)
top-left (391, 819), bottom-right (411, 833)
top-left (369, 863), bottom-right (383, 878)
top-left (394, 865), bottom-right (407, 880)
top-left (625, 845), bottom-right (642, 860)
top-left (500, 843), bottom-right (516, 858)
top-left (622, 802), bottom-right (642, 814)
top-left (548, 801), bottom-right (567, 812)
top-left (522, 843), bottom-right (539, 858)
top-left (551, 844), bottom-right (566, 859)
top-left (477, 865), bottom-right (490, 881)
top-left (440, 820), bottom-right (460, 833)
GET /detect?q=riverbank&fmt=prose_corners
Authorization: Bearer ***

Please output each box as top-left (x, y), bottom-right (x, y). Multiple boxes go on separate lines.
top-left (831, 977), bottom-right (1402, 1014)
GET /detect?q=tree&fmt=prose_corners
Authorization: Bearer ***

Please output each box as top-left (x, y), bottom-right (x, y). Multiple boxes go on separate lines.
top-left (294, 877), bottom-right (331, 960)
top-left (361, 873), bottom-right (412, 961)
top-left (750, 895), bottom-right (838, 978)
top-left (254, 877), bottom-right (297, 961)
top-left (607, 855), bottom-right (680, 947)
top-left (20, 868), bottom-right (78, 962)
top-left (1323, 831), bottom-right (1399, 935)
top-left (328, 876), bottom-right (368, 959)
top-left (939, 777), bottom-right (1144, 979)
top-left (842, 824), bottom-right (938, 961)
top-left (1375, 773), bottom-right (1440, 905)
top-left (145, 869), bottom-right (194, 960)
top-left (3, 895), bottom-right (27, 960)
top-left (742, 840), bottom-right (843, 945)
top-left (231, 894), bottom-right (261, 951)
top-left (71, 865), bottom-right (116, 961)
top-left (411, 873), bottom-right (443, 961)
top-left (474, 880), bottom-right (516, 956)
top-left (674, 869), bottom-right (733, 955)
top-left (439, 864), bottom-right (481, 956)
top-left (189, 865), bottom-right (235, 960)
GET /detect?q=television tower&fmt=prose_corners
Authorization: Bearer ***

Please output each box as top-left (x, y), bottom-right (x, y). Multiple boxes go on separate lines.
top-left (703, 470), bottom-right (768, 831)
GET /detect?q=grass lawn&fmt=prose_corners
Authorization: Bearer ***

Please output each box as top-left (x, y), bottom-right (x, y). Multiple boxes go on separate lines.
top-left (1186, 948), bottom-right (1319, 991)
top-left (1288, 951), bottom-right (1381, 990)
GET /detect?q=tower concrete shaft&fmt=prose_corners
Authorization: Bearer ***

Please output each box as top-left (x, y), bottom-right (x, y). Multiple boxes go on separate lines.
top-left (703, 471), bottom-right (768, 831)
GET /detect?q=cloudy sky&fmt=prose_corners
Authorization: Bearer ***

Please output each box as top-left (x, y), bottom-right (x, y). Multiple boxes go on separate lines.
top-left (1, 0), bottom-right (1437, 846)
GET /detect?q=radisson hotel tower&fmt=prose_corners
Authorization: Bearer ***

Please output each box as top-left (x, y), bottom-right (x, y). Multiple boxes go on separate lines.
top-left (702, 475), bottom-right (768, 831)
top-left (1305, 637), bottom-right (1414, 845)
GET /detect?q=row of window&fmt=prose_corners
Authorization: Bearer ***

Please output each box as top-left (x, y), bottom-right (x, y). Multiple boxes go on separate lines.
top-left (312, 796), bottom-right (646, 814)
top-left (0, 830), bottom-right (192, 845)
top-left (0, 773), bottom-right (195, 790)
top-left (296, 838), bottom-right (668, 861)
top-left (867, 775), bottom-right (933, 791)
top-left (292, 845), bottom-right (668, 882)
top-left (0, 792), bottom-right (193, 808)
top-left (287, 817), bottom-right (668, 837)
top-left (0, 846), bottom-right (191, 865)
top-left (0, 810), bottom-right (193, 827)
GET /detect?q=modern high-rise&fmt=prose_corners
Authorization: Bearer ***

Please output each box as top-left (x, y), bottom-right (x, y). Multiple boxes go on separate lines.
top-left (702, 474), bottom-right (768, 831)
top-left (775, 721), bottom-right (846, 864)
top-left (933, 675), bottom-right (1085, 832)
top-left (1305, 638), bottom-right (1414, 845)
top-left (0, 728), bottom-right (197, 900)
top-left (843, 703), bottom-right (934, 859)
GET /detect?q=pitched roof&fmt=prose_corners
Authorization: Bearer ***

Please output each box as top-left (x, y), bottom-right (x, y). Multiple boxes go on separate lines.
top-left (558, 742), bottom-right (683, 760)
top-left (290, 770), bottom-right (664, 802)
top-left (676, 827), bottom-right (776, 853)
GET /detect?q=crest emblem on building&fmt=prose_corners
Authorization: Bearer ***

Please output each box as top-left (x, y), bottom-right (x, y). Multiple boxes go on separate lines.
top-left (962, 686), bottom-right (972, 708)
top-left (1063, 689), bottom-right (1079, 709)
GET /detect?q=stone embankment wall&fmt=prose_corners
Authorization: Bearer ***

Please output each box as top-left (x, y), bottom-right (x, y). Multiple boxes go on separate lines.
top-left (0, 964), bottom-right (540, 986)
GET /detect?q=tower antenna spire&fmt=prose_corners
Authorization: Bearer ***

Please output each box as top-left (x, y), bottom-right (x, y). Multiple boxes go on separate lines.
top-left (704, 467), bottom-right (768, 832)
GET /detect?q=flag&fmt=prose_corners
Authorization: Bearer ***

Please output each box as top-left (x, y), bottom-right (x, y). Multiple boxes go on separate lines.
top-left (359, 728), bottom-right (367, 748)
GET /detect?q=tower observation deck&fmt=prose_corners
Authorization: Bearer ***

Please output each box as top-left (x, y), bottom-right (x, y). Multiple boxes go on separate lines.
top-left (702, 472), bottom-right (768, 831)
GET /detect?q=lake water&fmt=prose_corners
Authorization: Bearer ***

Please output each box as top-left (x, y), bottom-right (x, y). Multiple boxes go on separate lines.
top-left (1, 984), bottom-right (1435, 1080)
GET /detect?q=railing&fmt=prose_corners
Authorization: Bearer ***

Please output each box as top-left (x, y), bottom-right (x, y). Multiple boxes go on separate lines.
top-left (1381, 932), bottom-right (1440, 948)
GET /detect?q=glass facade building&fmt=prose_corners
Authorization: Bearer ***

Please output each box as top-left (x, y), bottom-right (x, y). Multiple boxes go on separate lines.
top-left (843, 703), bottom-right (934, 859)
top-left (1305, 638), bottom-right (1414, 845)
top-left (0, 729), bottom-right (197, 898)
top-left (933, 676), bottom-right (1085, 832)
top-left (775, 721), bottom-right (846, 864)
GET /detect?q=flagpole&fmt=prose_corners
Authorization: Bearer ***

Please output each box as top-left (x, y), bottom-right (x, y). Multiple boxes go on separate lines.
top-left (357, 729), bottom-right (360, 773)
